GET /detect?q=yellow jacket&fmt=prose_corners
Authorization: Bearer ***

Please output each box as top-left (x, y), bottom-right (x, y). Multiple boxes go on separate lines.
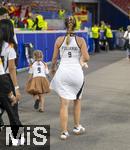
top-left (75, 20), bottom-right (81, 30)
top-left (92, 26), bottom-right (99, 38)
top-left (106, 27), bottom-right (113, 38)
top-left (59, 9), bottom-right (65, 19)
top-left (27, 18), bottom-right (34, 30)
top-left (36, 15), bottom-right (44, 28)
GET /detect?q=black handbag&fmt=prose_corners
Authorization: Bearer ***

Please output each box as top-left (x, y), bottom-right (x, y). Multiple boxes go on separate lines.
top-left (124, 39), bottom-right (130, 49)
top-left (0, 74), bottom-right (12, 94)
top-left (0, 56), bottom-right (12, 95)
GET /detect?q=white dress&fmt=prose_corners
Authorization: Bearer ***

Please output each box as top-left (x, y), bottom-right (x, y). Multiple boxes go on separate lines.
top-left (50, 36), bottom-right (84, 100)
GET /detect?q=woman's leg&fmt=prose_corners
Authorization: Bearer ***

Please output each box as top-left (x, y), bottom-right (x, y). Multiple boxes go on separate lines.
top-left (73, 99), bottom-right (81, 127)
top-left (60, 98), bottom-right (70, 133)
top-left (0, 107), bottom-right (4, 128)
top-left (73, 99), bottom-right (85, 134)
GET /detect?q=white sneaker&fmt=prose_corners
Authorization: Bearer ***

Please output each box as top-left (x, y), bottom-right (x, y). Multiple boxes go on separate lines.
top-left (60, 131), bottom-right (69, 140)
top-left (18, 137), bottom-right (25, 145)
top-left (73, 125), bottom-right (85, 135)
top-left (12, 138), bottom-right (19, 146)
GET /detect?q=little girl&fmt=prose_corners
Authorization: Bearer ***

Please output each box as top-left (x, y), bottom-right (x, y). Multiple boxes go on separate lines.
top-left (26, 50), bottom-right (50, 112)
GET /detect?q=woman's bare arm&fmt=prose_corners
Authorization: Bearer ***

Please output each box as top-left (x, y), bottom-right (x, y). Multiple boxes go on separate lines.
top-left (77, 37), bottom-right (90, 62)
top-left (51, 36), bottom-right (64, 74)
top-left (8, 59), bottom-right (21, 100)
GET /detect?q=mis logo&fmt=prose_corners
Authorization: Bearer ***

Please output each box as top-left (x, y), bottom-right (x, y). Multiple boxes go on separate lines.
top-left (3, 125), bottom-right (50, 148)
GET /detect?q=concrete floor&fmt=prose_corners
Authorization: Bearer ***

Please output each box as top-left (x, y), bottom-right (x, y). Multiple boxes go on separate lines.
top-left (1, 50), bottom-right (130, 150)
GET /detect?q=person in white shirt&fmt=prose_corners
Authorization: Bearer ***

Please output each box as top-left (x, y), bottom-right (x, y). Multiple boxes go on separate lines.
top-left (123, 25), bottom-right (130, 61)
top-left (0, 7), bottom-right (19, 130)
top-left (50, 16), bottom-right (90, 140)
top-left (26, 50), bottom-right (50, 112)
top-left (0, 19), bottom-right (23, 146)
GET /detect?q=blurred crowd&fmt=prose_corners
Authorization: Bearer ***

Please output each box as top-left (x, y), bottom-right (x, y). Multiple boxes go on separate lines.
top-left (91, 21), bottom-right (114, 52)
top-left (0, 2), bottom-right (48, 30)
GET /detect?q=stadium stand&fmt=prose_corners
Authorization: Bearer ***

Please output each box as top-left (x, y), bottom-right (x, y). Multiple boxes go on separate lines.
top-left (108, 0), bottom-right (129, 15)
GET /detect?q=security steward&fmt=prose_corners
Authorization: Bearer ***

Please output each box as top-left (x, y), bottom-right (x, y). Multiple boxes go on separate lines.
top-left (105, 24), bottom-right (113, 50)
top-left (33, 14), bottom-right (48, 30)
top-left (26, 14), bottom-right (35, 30)
top-left (75, 16), bottom-right (82, 30)
top-left (92, 24), bottom-right (100, 53)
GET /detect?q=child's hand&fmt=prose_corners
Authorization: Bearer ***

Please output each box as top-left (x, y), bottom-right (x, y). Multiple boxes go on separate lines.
top-left (11, 96), bottom-right (17, 106)
top-left (50, 68), bottom-right (56, 76)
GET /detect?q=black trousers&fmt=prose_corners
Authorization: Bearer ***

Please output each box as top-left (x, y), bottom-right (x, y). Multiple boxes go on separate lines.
top-left (107, 38), bottom-right (113, 50)
top-left (93, 38), bottom-right (100, 52)
top-left (0, 95), bottom-right (22, 138)
top-left (0, 74), bottom-right (22, 138)
top-left (0, 95), bottom-right (21, 125)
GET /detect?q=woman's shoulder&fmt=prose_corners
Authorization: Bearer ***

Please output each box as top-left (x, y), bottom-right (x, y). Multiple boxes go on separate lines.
top-left (75, 36), bottom-right (85, 46)
top-left (55, 36), bottom-right (65, 47)
top-left (56, 36), bottom-right (65, 42)
top-left (75, 35), bottom-right (84, 41)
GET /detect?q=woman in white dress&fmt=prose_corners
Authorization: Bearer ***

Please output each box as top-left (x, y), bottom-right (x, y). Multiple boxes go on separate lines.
top-left (50, 16), bottom-right (90, 140)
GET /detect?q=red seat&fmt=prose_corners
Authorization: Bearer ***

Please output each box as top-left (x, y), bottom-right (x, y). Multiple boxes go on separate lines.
top-left (110, 0), bottom-right (129, 14)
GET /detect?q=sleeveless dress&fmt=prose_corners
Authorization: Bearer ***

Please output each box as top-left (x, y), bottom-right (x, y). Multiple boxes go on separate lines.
top-left (50, 36), bottom-right (84, 100)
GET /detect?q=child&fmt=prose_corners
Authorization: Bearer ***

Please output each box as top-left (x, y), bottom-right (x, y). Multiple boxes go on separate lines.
top-left (26, 50), bottom-right (50, 112)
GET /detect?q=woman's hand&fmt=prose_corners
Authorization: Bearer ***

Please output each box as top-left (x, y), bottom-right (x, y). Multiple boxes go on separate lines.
top-left (80, 57), bottom-right (88, 68)
top-left (15, 88), bottom-right (21, 101)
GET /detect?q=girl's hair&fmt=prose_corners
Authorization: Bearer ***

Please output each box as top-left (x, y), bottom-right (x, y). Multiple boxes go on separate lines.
top-left (65, 16), bottom-right (76, 45)
top-left (0, 19), bottom-right (17, 54)
top-left (33, 50), bottom-right (43, 61)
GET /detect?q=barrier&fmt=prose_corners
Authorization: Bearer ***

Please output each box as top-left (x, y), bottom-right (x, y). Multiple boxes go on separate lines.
top-left (16, 30), bottom-right (93, 69)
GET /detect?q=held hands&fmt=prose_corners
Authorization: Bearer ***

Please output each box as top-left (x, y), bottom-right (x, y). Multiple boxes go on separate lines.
top-left (50, 68), bottom-right (56, 76)
top-left (8, 92), bottom-right (17, 106)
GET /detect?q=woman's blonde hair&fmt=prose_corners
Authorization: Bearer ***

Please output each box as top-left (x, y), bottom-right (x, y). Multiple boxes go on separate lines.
top-left (33, 50), bottom-right (43, 61)
top-left (65, 16), bottom-right (76, 45)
